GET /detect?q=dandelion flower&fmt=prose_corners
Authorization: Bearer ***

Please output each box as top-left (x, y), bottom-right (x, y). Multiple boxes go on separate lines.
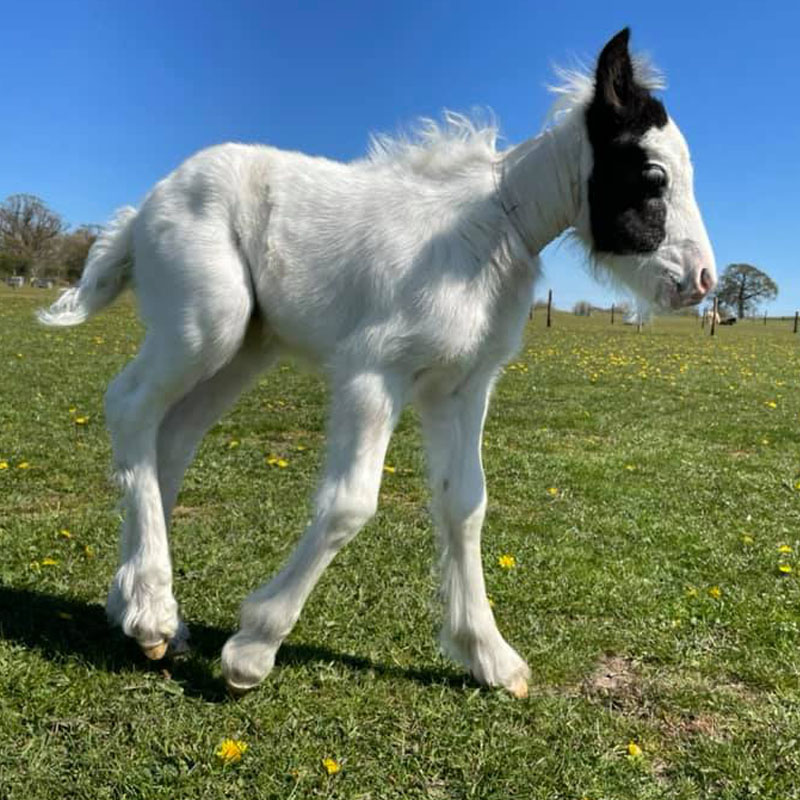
top-left (84, 545), bottom-right (95, 558)
top-left (322, 757), bottom-right (341, 775)
top-left (546, 487), bottom-right (558, 497)
top-left (778, 544), bottom-right (792, 554)
top-left (764, 401), bottom-right (777, 409)
top-left (17, 462), bottom-right (30, 469)
top-left (627, 741), bottom-right (642, 757)
top-left (624, 464), bottom-right (636, 471)
top-left (216, 738), bottom-right (248, 764)
top-left (41, 558), bottom-right (59, 567)
top-left (0, 461), bottom-right (8, 470)
top-left (58, 529), bottom-right (72, 539)
top-left (228, 439), bottom-right (240, 449)
top-left (778, 564), bottom-right (793, 574)
top-left (68, 406), bottom-right (77, 414)
top-left (74, 416), bottom-right (89, 425)
top-left (383, 465), bottom-right (396, 474)
top-left (498, 554), bottom-right (516, 569)
top-left (708, 586), bottom-right (722, 599)
top-left (276, 458), bottom-right (288, 468)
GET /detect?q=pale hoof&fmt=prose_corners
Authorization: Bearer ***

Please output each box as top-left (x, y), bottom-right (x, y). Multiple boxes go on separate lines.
top-left (141, 639), bottom-right (169, 660)
top-left (225, 679), bottom-right (256, 698)
top-left (507, 676), bottom-right (529, 699)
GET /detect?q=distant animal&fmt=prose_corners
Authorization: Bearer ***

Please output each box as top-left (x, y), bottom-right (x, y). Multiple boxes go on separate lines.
top-left (719, 317), bottom-right (737, 325)
top-left (38, 28), bottom-right (715, 698)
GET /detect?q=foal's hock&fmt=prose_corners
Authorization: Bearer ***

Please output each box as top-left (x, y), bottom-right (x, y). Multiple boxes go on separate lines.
top-left (39, 28), bottom-right (715, 697)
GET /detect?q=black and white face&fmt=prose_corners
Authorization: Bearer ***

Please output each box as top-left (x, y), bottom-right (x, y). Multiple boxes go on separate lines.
top-left (577, 29), bottom-right (716, 309)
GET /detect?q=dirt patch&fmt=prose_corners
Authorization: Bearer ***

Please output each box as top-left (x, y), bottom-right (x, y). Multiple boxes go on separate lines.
top-left (583, 654), bottom-right (640, 699)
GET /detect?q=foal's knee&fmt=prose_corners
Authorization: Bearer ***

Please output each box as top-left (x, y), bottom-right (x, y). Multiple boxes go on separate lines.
top-left (319, 486), bottom-right (378, 549)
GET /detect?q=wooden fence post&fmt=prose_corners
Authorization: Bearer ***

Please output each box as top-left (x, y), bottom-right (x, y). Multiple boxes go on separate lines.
top-left (711, 297), bottom-right (718, 336)
top-left (794, 311), bottom-right (798, 334)
top-left (764, 311), bottom-right (768, 326)
top-left (611, 304), bottom-right (615, 325)
top-left (546, 289), bottom-right (552, 328)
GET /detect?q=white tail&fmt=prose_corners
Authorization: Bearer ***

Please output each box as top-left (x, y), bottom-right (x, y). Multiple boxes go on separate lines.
top-left (37, 206), bottom-right (138, 327)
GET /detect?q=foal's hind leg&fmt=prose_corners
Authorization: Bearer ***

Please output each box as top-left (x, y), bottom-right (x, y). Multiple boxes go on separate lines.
top-left (417, 370), bottom-right (530, 697)
top-left (221, 370), bottom-right (405, 693)
top-left (106, 245), bottom-right (254, 658)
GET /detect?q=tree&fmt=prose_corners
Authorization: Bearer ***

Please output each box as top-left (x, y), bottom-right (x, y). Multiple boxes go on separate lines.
top-left (715, 263), bottom-right (778, 319)
top-left (0, 194), bottom-right (65, 278)
top-left (58, 225), bottom-right (99, 282)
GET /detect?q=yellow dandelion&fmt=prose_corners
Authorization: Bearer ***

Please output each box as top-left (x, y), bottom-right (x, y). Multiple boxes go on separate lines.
top-left (41, 557), bottom-right (59, 567)
top-left (794, 481), bottom-right (800, 491)
top-left (487, 595), bottom-right (495, 608)
top-left (296, 444), bottom-right (307, 451)
top-left (0, 461), bottom-right (8, 470)
top-left (778, 544), bottom-right (792, 554)
top-left (627, 741), bottom-right (643, 758)
top-left (764, 401), bottom-right (777, 409)
top-left (383, 465), bottom-right (396, 474)
top-left (322, 757), bottom-right (341, 775)
top-left (546, 487), bottom-right (559, 497)
top-left (68, 406), bottom-right (77, 414)
top-left (624, 464), bottom-right (636, 471)
top-left (741, 535), bottom-right (754, 545)
top-left (228, 439), bottom-right (240, 449)
top-left (216, 738), bottom-right (248, 764)
top-left (778, 564), bottom-right (793, 574)
top-left (74, 416), bottom-right (89, 425)
top-left (276, 458), bottom-right (288, 468)
top-left (17, 462), bottom-right (30, 470)
top-left (58, 529), bottom-right (73, 539)
top-left (498, 554), bottom-right (516, 569)
top-left (84, 544), bottom-right (95, 558)
top-left (708, 586), bottom-right (722, 599)
top-left (266, 456), bottom-right (278, 465)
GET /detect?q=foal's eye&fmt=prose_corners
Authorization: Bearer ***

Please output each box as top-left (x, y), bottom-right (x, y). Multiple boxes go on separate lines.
top-left (642, 163), bottom-right (668, 190)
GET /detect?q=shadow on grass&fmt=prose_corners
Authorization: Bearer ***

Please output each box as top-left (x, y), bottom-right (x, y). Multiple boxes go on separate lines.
top-left (0, 585), bottom-right (465, 701)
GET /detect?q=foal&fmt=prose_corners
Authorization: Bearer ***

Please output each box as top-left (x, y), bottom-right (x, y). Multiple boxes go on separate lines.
top-left (40, 29), bottom-right (715, 697)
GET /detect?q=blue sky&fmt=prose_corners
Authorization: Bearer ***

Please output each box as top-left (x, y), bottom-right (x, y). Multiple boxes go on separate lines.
top-left (2, 1), bottom-right (798, 314)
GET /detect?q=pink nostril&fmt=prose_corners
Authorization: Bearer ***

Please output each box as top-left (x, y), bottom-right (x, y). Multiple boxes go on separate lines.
top-left (699, 268), bottom-right (713, 293)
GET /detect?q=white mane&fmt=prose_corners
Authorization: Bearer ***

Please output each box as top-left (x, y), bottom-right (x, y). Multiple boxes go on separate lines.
top-left (545, 52), bottom-right (666, 122)
top-left (366, 110), bottom-right (498, 178)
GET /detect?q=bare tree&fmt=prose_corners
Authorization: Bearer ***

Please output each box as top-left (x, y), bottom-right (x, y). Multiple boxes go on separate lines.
top-left (0, 194), bottom-right (65, 278)
top-left (715, 263), bottom-right (778, 319)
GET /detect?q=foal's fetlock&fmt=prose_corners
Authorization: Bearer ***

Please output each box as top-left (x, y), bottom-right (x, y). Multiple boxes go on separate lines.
top-left (107, 566), bottom-right (181, 660)
top-left (221, 630), bottom-right (279, 694)
top-left (443, 627), bottom-right (531, 698)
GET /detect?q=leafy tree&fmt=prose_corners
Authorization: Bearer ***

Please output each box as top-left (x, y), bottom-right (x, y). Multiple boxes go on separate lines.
top-left (58, 225), bottom-right (99, 281)
top-left (715, 263), bottom-right (778, 319)
top-left (0, 194), bottom-right (64, 278)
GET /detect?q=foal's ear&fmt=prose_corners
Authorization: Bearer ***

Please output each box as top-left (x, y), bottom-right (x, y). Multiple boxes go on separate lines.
top-left (594, 27), bottom-right (639, 111)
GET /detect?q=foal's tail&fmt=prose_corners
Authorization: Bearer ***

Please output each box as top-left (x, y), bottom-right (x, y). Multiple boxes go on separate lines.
top-left (37, 206), bottom-right (138, 327)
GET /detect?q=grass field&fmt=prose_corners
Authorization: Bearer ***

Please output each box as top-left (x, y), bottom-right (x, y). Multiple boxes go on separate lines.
top-left (2, 287), bottom-right (800, 799)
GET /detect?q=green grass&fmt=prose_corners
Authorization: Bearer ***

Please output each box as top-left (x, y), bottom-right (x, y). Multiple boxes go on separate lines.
top-left (2, 287), bottom-right (800, 799)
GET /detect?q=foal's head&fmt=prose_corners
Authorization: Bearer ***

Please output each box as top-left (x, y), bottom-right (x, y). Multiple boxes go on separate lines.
top-left (574, 28), bottom-right (715, 308)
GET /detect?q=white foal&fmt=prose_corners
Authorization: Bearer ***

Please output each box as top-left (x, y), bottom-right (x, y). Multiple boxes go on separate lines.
top-left (39, 28), bottom-right (715, 697)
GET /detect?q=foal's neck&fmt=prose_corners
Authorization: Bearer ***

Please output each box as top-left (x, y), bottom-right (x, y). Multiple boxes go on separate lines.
top-left (496, 112), bottom-right (583, 255)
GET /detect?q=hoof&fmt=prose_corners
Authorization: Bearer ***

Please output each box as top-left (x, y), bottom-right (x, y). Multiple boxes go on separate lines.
top-left (141, 639), bottom-right (169, 661)
top-left (508, 676), bottom-right (529, 699)
top-left (225, 679), bottom-right (256, 698)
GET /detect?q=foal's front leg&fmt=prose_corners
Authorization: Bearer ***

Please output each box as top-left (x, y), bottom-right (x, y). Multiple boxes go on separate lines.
top-left (418, 372), bottom-right (530, 697)
top-left (221, 371), bottom-right (404, 693)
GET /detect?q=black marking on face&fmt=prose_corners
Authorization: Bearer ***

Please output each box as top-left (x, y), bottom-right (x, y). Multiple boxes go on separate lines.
top-left (586, 28), bottom-right (670, 255)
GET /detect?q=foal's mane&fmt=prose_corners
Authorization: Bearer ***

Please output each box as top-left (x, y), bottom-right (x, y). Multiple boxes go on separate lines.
top-left (363, 51), bottom-right (665, 177)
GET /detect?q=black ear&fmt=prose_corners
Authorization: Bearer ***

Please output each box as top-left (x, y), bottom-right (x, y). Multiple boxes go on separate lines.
top-left (595, 28), bottom-right (638, 111)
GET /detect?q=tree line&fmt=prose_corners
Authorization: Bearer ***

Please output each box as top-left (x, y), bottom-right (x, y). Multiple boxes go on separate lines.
top-left (0, 194), bottom-right (98, 282)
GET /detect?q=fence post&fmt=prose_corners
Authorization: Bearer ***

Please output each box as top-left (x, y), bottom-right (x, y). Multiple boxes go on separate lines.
top-left (711, 297), bottom-right (718, 336)
top-left (547, 289), bottom-right (552, 328)
top-left (794, 311), bottom-right (798, 334)
top-left (611, 304), bottom-right (615, 325)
